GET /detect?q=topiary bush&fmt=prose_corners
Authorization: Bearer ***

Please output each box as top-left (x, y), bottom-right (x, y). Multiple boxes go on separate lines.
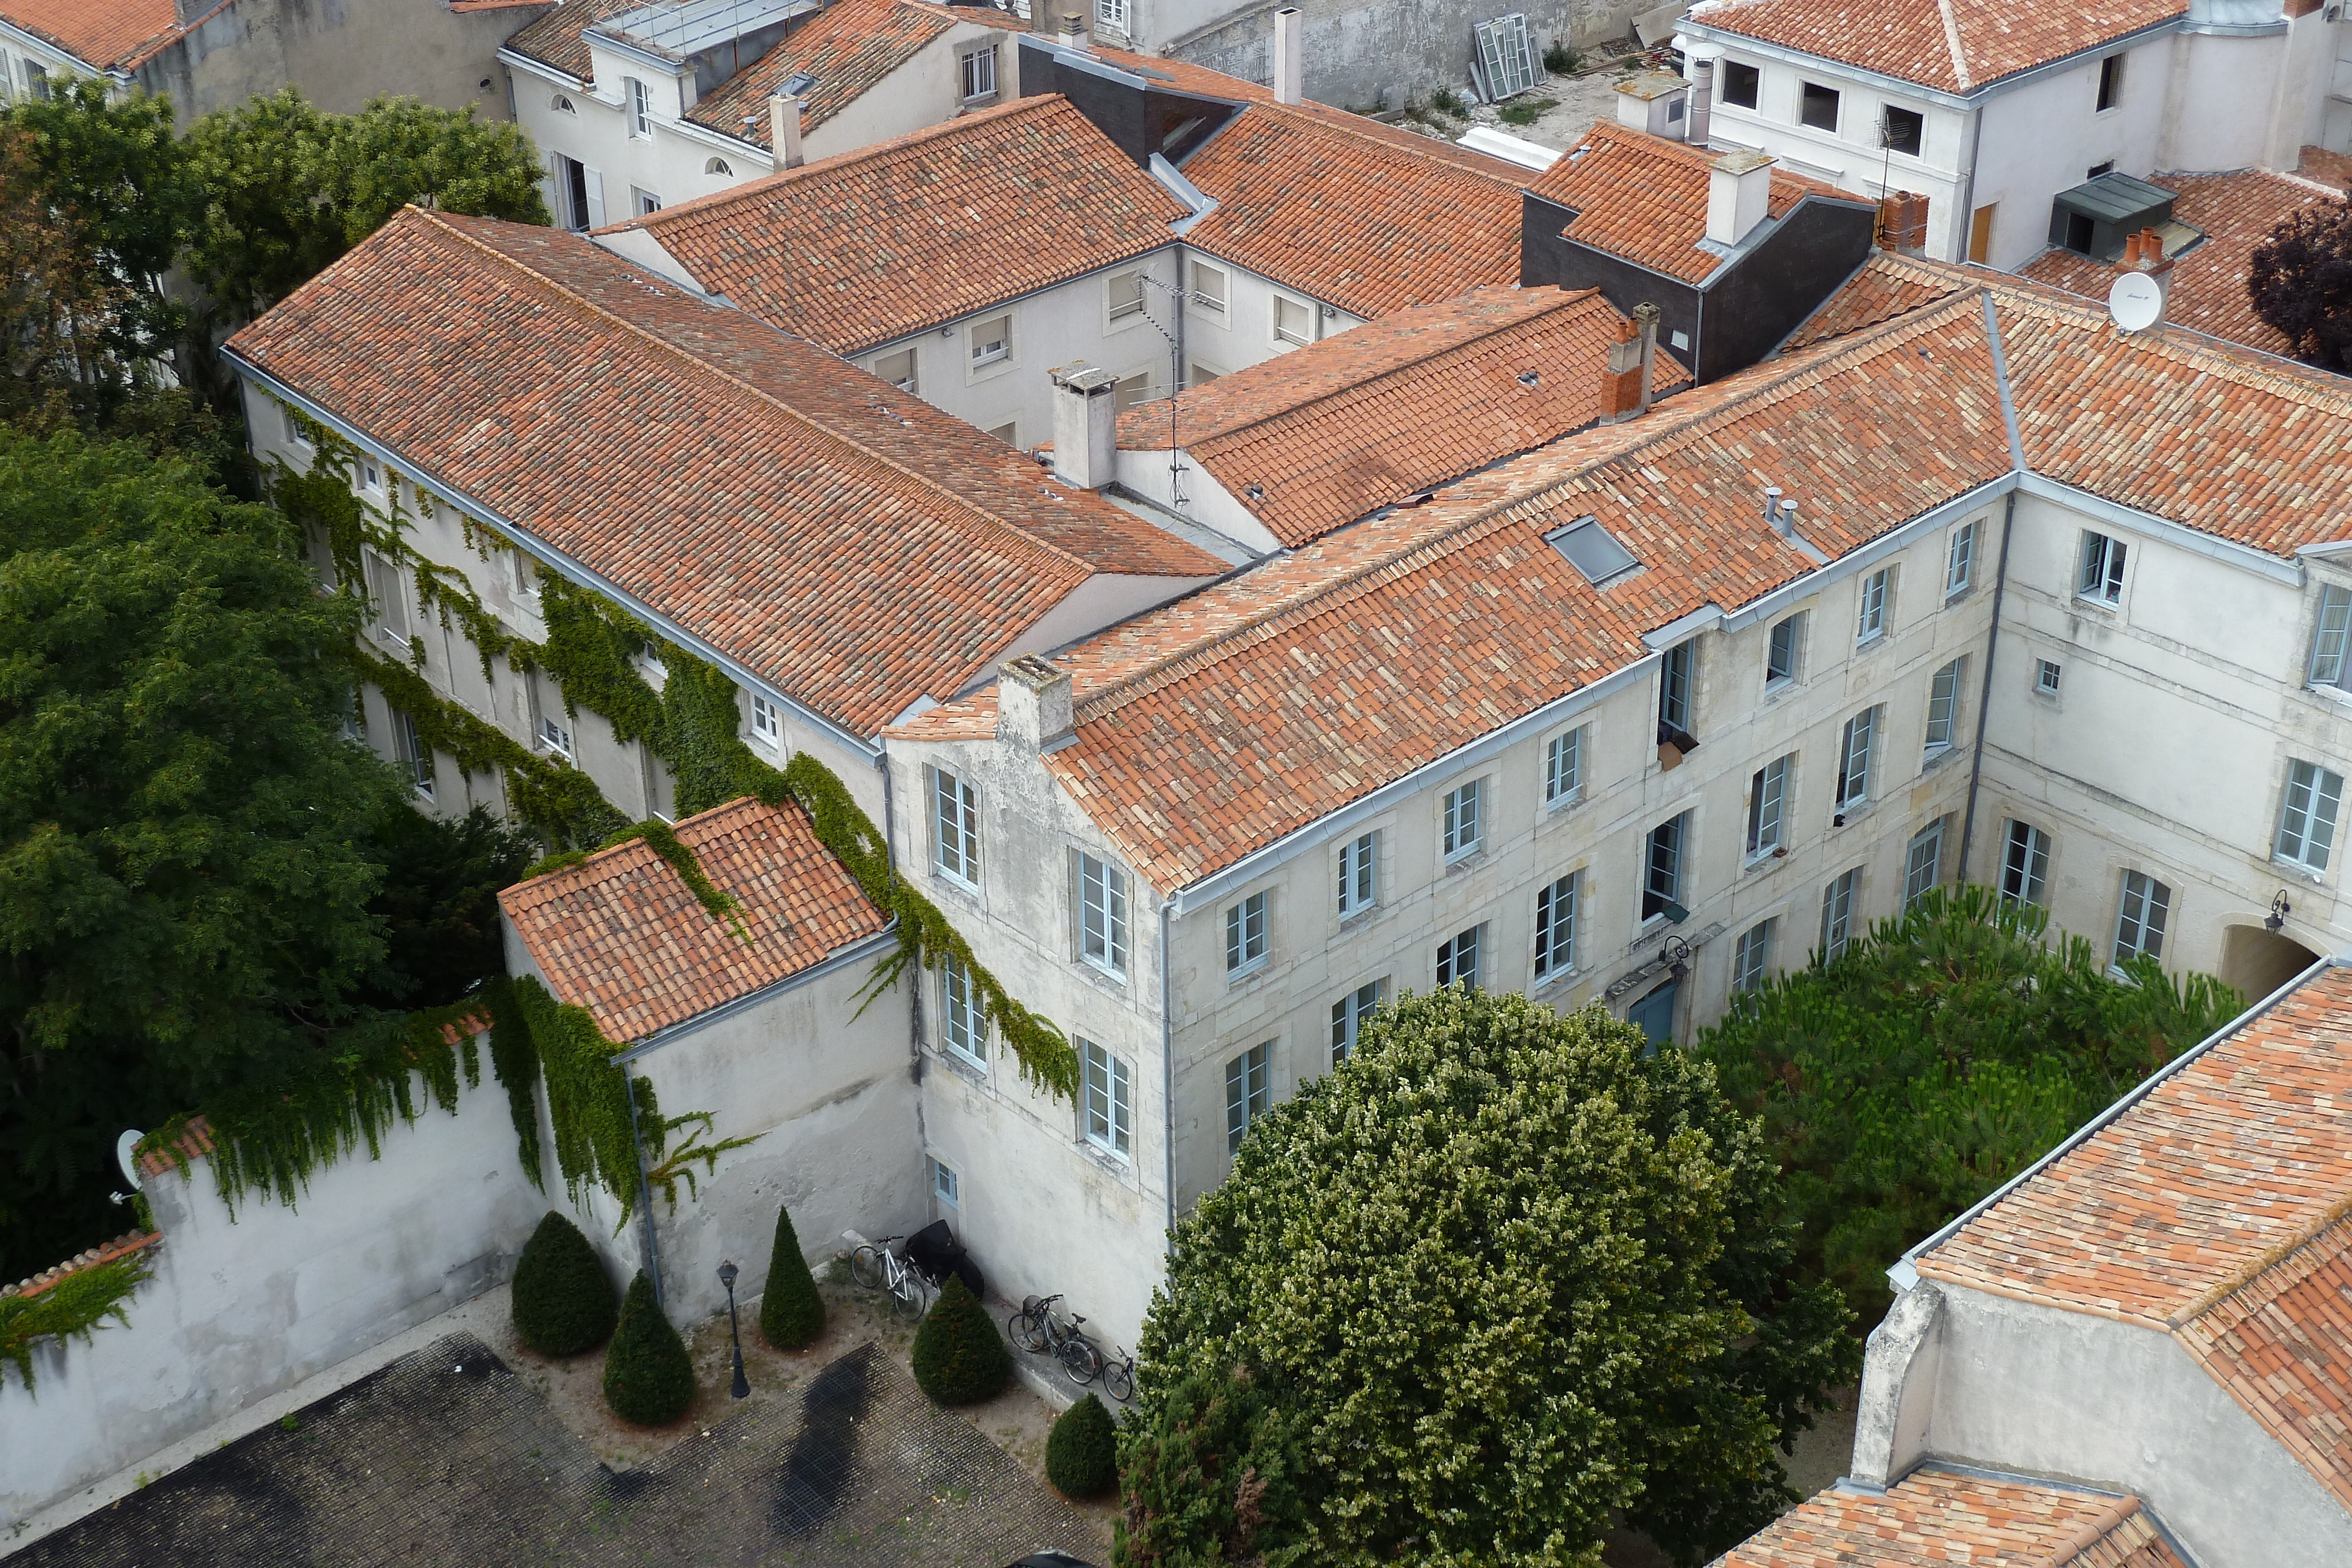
top-left (759, 1203), bottom-right (826, 1350)
top-left (510, 1211), bottom-right (618, 1356)
top-left (602, 1270), bottom-right (694, 1426)
top-left (910, 1273), bottom-right (1009, 1405)
top-left (1046, 1392), bottom-right (1118, 1499)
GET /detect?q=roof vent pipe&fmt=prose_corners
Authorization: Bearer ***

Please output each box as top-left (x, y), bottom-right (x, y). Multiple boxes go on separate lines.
top-left (1685, 56), bottom-right (1712, 149)
top-left (1776, 498), bottom-right (1799, 537)
top-left (1763, 486), bottom-right (1783, 525)
top-left (769, 93), bottom-right (804, 168)
top-left (1272, 7), bottom-right (1304, 105)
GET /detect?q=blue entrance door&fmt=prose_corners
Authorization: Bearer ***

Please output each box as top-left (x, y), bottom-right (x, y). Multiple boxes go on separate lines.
top-left (1626, 978), bottom-right (1679, 1049)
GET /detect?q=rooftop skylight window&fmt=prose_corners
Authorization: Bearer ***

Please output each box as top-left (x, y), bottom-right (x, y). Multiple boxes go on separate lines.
top-left (1546, 516), bottom-right (1639, 586)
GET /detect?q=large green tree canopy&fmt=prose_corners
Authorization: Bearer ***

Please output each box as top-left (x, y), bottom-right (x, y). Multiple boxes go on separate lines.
top-left (1690, 887), bottom-right (2241, 1320)
top-left (1124, 987), bottom-right (1857, 1568)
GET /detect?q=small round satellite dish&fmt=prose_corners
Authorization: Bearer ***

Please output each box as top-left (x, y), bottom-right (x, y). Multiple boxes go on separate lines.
top-left (116, 1129), bottom-right (147, 1191)
top-left (2107, 272), bottom-right (2162, 333)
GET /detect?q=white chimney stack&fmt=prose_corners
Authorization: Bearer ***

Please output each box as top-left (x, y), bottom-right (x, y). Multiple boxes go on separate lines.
top-left (1051, 364), bottom-right (1120, 489)
top-left (1059, 11), bottom-right (1093, 52)
top-left (1273, 7), bottom-right (1304, 105)
top-left (1706, 149), bottom-right (1774, 247)
top-left (1686, 57), bottom-right (1713, 149)
top-left (996, 654), bottom-right (1074, 752)
top-left (769, 93), bottom-right (804, 169)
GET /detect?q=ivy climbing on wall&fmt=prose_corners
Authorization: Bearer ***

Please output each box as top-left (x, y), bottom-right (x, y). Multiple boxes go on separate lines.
top-left (1, 1249), bottom-right (152, 1393)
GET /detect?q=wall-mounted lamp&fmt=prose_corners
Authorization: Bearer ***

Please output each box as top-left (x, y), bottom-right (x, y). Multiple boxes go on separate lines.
top-left (2266, 891), bottom-right (2291, 934)
top-left (1662, 935), bottom-right (1692, 980)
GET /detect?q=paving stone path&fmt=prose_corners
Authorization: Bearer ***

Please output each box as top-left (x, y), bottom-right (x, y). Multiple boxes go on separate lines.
top-left (11, 1334), bottom-right (1094, 1567)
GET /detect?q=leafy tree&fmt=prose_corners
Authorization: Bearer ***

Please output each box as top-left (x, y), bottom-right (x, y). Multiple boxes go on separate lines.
top-left (510, 1211), bottom-right (619, 1356)
top-left (1047, 1392), bottom-right (1120, 1500)
top-left (353, 802), bottom-right (536, 1012)
top-left (186, 90), bottom-right (548, 320)
top-left (0, 427), bottom-right (408, 1279)
top-left (911, 1274), bottom-right (1010, 1405)
top-left (2249, 192), bottom-right (2352, 373)
top-left (603, 1269), bottom-right (695, 1425)
top-left (758, 1203), bottom-right (826, 1350)
top-left (1692, 887), bottom-right (2239, 1323)
top-left (1127, 987), bottom-right (1856, 1567)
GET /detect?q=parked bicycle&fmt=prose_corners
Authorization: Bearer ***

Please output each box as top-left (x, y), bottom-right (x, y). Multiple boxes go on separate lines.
top-left (849, 1234), bottom-right (934, 1318)
top-left (1095, 1342), bottom-right (1135, 1403)
top-left (1008, 1294), bottom-right (1126, 1392)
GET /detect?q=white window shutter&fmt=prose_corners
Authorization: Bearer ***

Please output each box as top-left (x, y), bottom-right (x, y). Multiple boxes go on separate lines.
top-left (582, 166), bottom-right (606, 229)
top-left (540, 151), bottom-right (561, 226)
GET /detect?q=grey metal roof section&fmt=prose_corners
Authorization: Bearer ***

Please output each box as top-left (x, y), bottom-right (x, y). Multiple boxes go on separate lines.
top-left (2050, 170), bottom-right (2176, 225)
top-left (594, 0), bottom-right (816, 60)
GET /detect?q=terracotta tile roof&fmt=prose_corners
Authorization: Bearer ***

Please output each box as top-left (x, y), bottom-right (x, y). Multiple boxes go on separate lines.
top-left (895, 268), bottom-right (2352, 891)
top-left (612, 95), bottom-right (1190, 354)
top-left (682, 0), bottom-right (958, 149)
top-left (1714, 1467), bottom-right (2189, 1568)
top-left (1782, 250), bottom-right (1966, 350)
top-left (0, 0), bottom-right (181, 69)
top-left (2299, 145), bottom-right (2352, 192)
top-left (1115, 284), bottom-right (1692, 546)
top-left (4, 1229), bottom-right (159, 1302)
top-left (503, 0), bottom-right (640, 80)
top-left (500, 795), bottom-right (887, 1041)
top-left (133, 1116), bottom-right (218, 1178)
top-left (1685, 0), bottom-right (2184, 94)
top-left (226, 208), bottom-right (1218, 737)
top-left (1525, 126), bottom-right (1848, 285)
top-left (2017, 169), bottom-right (2338, 360)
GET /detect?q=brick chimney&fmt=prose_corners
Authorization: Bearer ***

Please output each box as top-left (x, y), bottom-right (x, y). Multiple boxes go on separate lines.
top-left (1601, 304), bottom-right (1661, 423)
top-left (997, 654), bottom-right (1074, 751)
top-left (769, 93), bottom-right (805, 169)
top-left (1876, 191), bottom-right (1928, 254)
top-left (1272, 7), bottom-right (1304, 106)
top-left (1706, 150), bottom-right (1774, 246)
top-left (1685, 57), bottom-right (1712, 148)
top-left (1051, 364), bottom-right (1120, 488)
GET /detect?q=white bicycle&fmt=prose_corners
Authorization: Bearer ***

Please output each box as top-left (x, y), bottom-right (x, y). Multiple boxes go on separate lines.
top-left (849, 1234), bottom-right (935, 1318)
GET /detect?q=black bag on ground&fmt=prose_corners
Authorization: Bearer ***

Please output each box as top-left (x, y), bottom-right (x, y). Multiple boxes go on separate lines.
top-left (906, 1219), bottom-right (986, 1301)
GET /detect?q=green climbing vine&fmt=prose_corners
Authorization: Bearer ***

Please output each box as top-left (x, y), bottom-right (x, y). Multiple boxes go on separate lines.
top-left (1, 1249), bottom-right (152, 1393)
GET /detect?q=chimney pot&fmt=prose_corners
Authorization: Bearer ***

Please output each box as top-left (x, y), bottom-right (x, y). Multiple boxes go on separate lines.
top-left (769, 93), bottom-right (805, 169)
top-left (1777, 498), bottom-right (1799, 536)
top-left (997, 654), bottom-right (1074, 751)
top-left (1272, 7), bottom-right (1304, 105)
top-left (1602, 306), bottom-right (1661, 423)
top-left (1706, 149), bottom-right (1775, 247)
top-left (1051, 363), bottom-right (1120, 488)
top-left (1763, 485), bottom-right (1783, 524)
top-left (1058, 11), bottom-right (1092, 51)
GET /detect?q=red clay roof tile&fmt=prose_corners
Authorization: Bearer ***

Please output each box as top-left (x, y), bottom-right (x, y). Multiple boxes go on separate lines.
top-left (0, 0), bottom-right (179, 68)
top-left (681, 0), bottom-right (959, 149)
top-left (1525, 126), bottom-right (1847, 285)
top-left (503, 0), bottom-right (639, 81)
top-left (1716, 1467), bottom-right (2189, 1567)
top-left (1688, 0), bottom-right (2184, 94)
top-left (1782, 250), bottom-right (1967, 350)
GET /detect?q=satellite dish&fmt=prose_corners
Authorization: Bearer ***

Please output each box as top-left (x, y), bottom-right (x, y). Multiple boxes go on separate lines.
top-left (2107, 272), bottom-right (2163, 333)
top-left (116, 1129), bottom-right (147, 1191)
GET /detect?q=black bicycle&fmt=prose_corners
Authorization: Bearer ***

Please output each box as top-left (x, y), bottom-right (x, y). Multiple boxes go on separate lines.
top-left (1007, 1294), bottom-right (1106, 1388)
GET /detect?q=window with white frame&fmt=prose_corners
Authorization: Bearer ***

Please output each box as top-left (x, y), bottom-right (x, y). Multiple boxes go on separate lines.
top-left (2307, 584), bottom-right (2351, 691)
top-left (2276, 759), bottom-right (2346, 873)
top-left (1436, 922), bottom-right (1484, 990)
top-left (1545, 726), bottom-right (1585, 806)
top-left (1330, 978), bottom-right (1386, 1065)
top-left (627, 77), bottom-right (653, 137)
top-left (1820, 867), bottom-right (1859, 958)
top-left (2077, 531), bottom-right (2126, 605)
top-left (1765, 613), bottom-right (1804, 688)
top-left (1835, 706), bottom-right (1878, 809)
top-left (1078, 851), bottom-right (1130, 977)
top-left (930, 1156), bottom-right (959, 1208)
top-left (1643, 812), bottom-right (1688, 921)
top-left (2001, 820), bottom-right (2051, 908)
top-left (393, 710), bottom-right (435, 798)
top-left (960, 42), bottom-right (998, 102)
top-left (1082, 1040), bottom-right (1131, 1156)
top-left (282, 402), bottom-right (310, 449)
top-left (359, 457), bottom-right (384, 494)
top-left (1107, 269), bottom-right (1146, 323)
top-left (1189, 258), bottom-right (1229, 315)
top-left (970, 313), bottom-right (1012, 368)
top-left (1945, 520), bottom-right (1980, 599)
top-left (22, 60), bottom-right (46, 101)
top-left (1903, 820), bottom-right (1945, 908)
top-left (1732, 918), bottom-right (1774, 994)
top-left (1337, 831), bottom-right (1377, 917)
top-left (942, 955), bottom-right (985, 1065)
top-left (874, 347), bottom-right (918, 393)
top-left (1225, 1042), bottom-right (1271, 1155)
top-left (508, 549), bottom-right (539, 604)
top-left (1747, 754), bottom-right (1792, 858)
top-left (1097, 0), bottom-right (1128, 30)
top-left (748, 691), bottom-right (783, 749)
top-left (1534, 871), bottom-right (1579, 980)
top-left (2113, 871), bottom-right (2171, 967)
top-left (934, 767), bottom-right (979, 886)
top-left (706, 156), bottom-right (733, 175)
top-left (2036, 658), bottom-right (2063, 697)
top-left (1924, 657), bottom-right (1965, 755)
top-left (1856, 566), bottom-right (1893, 643)
top-left (1658, 639), bottom-right (1695, 735)
top-left (1274, 294), bottom-right (1314, 347)
top-left (1443, 778), bottom-right (1485, 860)
top-left (363, 549), bottom-right (409, 644)
top-left (538, 702), bottom-right (574, 760)
top-left (1225, 890), bottom-right (1268, 975)
top-left (633, 188), bottom-right (662, 216)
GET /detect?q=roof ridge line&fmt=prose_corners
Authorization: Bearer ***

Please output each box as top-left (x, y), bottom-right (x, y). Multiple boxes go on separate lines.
top-left (1071, 285), bottom-right (1993, 720)
top-left (1180, 287), bottom-right (1611, 452)
top-left (1936, 0), bottom-right (1974, 89)
top-left (1986, 274), bottom-right (2352, 410)
top-left (507, 794), bottom-right (782, 903)
top-left (1257, 100), bottom-right (1528, 190)
top-left (415, 210), bottom-right (1100, 580)
top-left (2170, 1195), bottom-right (2352, 1335)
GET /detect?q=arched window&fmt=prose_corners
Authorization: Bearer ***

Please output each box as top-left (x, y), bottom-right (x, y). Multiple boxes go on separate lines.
top-left (551, 93), bottom-right (576, 113)
top-left (705, 156), bottom-right (733, 176)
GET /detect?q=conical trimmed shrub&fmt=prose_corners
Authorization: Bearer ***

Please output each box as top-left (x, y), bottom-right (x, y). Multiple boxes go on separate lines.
top-left (759, 1203), bottom-right (826, 1350)
top-left (1045, 1392), bottom-right (1118, 1499)
top-left (602, 1270), bottom-right (695, 1426)
top-left (910, 1273), bottom-right (1010, 1405)
top-left (510, 1211), bottom-right (619, 1356)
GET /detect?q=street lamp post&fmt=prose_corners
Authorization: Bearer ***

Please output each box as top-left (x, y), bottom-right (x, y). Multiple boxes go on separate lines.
top-left (717, 1260), bottom-right (750, 1400)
